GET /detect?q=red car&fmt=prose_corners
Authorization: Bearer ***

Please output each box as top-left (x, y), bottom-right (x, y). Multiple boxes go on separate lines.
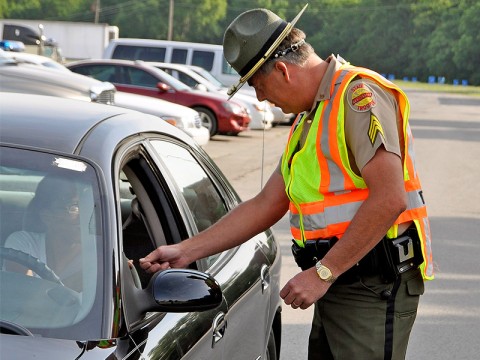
top-left (67, 59), bottom-right (250, 136)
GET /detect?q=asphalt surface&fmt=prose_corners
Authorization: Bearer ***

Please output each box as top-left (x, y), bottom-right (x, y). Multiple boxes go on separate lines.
top-left (203, 89), bottom-right (480, 360)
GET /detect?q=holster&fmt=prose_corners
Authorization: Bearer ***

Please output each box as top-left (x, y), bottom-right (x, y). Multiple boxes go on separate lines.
top-left (291, 238), bottom-right (337, 271)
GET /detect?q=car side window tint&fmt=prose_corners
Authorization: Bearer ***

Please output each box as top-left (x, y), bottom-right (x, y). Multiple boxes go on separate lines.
top-left (112, 45), bottom-right (166, 61)
top-left (222, 58), bottom-right (238, 76)
top-left (191, 50), bottom-right (214, 71)
top-left (177, 72), bottom-right (197, 88)
top-left (172, 49), bottom-right (188, 64)
top-left (150, 140), bottom-right (228, 267)
top-left (127, 68), bottom-right (159, 88)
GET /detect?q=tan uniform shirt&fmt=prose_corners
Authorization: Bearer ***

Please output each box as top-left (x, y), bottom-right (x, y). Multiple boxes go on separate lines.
top-left (300, 55), bottom-right (401, 176)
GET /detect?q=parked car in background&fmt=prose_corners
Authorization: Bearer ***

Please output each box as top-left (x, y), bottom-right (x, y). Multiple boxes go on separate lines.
top-left (115, 92), bottom-right (209, 146)
top-left (186, 64), bottom-right (293, 126)
top-left (67, 59), bottom-right (251, 137)
top-left (151, 62), bottom-right (274, 130)
top-left (0, 49), bottom-right (69, 72)
top-left (0, 93), bottom-right (282, 359)
top-left (0, 51), bottom-right (209, 146)
top-left (0, 51), bottom-right (115, 104)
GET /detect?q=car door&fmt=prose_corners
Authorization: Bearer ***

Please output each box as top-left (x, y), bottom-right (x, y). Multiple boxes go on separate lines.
top-left (147, 138), bottom-right (273, 360)
top-left (114, 142), bottom-right (227, 360)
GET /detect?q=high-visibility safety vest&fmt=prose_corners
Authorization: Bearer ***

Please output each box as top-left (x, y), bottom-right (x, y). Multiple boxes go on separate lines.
top-left (281, 65), bottom-right (434, 280)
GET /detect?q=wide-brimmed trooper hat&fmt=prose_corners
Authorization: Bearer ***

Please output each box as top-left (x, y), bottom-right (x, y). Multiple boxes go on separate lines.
top-left (223, 4), bottom-right (308, 98)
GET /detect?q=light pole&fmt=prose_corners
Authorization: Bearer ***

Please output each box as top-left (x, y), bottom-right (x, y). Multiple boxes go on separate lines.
top-left (167, 0), bottom-right (174, 40)
top-left (94, 0), bottom-right (100, 23)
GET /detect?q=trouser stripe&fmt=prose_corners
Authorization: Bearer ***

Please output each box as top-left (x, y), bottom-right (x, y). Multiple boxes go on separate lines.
top-left (384, 278), bottom-right (401, 360)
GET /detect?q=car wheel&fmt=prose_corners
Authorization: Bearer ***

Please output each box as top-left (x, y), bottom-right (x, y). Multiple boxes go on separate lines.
top-left (194, 107), bottom-right (217, 137)
top-left (266, 328), bottom-right (277, 360)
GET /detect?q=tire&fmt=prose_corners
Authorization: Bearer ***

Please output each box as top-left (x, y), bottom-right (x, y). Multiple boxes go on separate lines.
top-left (193, 107), bottom-right (217, 137)
top-left (266, 329), bottom-right (277, 360)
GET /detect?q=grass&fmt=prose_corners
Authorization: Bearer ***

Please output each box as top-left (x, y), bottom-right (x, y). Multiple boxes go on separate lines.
top-left (394, 80), bottom-right (480, 97)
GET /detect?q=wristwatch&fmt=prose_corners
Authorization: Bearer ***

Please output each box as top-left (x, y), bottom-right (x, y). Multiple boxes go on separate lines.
top-left (315, 261), bottom-right (337, 284)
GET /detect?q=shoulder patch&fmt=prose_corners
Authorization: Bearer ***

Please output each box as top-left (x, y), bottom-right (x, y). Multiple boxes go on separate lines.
top-left (347, 82), bottom-right (376, 112)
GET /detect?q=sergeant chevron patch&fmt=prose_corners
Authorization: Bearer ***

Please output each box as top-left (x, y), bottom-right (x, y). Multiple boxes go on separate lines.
top-left (368, 114), bottom-right (385, 145)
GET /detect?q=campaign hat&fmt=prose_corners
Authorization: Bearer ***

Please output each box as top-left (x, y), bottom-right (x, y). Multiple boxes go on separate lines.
top-left (223, 4), bottom-right (308, 98)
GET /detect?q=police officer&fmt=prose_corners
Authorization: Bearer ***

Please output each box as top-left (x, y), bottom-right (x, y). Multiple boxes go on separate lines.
top-left (141, 5), bottom-right (433, 359)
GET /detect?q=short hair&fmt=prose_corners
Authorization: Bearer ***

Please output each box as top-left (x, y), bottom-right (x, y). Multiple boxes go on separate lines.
top-left (257, 28), bottom-right (314, 75)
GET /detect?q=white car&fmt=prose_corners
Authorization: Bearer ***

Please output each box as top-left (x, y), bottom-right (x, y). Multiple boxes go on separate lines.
top-left (149, 62), bottom-right (275, 130)
top-left (186, 64), bottom-right (293, 126)
top-left (115, 92), bottom-right (209, 146)
top-left (0, 50), bottom-right (69, 72)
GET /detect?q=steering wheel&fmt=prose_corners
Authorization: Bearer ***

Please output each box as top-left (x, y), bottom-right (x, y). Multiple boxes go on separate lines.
top-left (0, 247), bottom-right (64, 286)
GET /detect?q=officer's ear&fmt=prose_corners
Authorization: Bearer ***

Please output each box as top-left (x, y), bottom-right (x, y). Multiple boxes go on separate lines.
top-left (274, 61), bottom-right (290, 82)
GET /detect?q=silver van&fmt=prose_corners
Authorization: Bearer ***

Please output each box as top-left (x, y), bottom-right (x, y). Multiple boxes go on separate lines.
top-left (103, 38), bottom-right (240, 87)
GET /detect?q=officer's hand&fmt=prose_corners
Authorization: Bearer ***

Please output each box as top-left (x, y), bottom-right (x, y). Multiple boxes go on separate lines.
top-left (280, 267), bottom-right (331, 310)
top-left (139, 244), bottom-right (188, 273)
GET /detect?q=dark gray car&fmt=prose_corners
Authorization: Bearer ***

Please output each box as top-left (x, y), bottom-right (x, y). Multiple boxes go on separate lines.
top-left (0, 93), bottom-right (282, 359)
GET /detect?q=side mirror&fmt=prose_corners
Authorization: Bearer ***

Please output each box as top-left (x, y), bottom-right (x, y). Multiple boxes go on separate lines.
top-left (157, 82), bottom-right (171, 92)
top-left (147, 269), bottom-right (222, 313)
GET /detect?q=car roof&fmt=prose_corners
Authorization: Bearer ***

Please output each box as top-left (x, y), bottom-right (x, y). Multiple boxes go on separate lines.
top-left (0, 93), bottom-right (192, 155)
top-left (0, 60), bottom-right (112, 93)
top-left (1, 51), bottom-right (70, 72)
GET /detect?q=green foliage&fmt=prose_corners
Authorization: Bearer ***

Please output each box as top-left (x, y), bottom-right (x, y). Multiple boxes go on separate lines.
top-left (1, 0), bottom-right (479, 84)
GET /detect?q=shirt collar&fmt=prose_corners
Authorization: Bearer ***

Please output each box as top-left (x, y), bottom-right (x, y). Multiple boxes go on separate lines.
top-left (308, 54), bottom-right (345, 114)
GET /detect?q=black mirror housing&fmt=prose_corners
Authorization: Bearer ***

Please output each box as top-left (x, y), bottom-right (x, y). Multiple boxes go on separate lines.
top-left (147, 269), bottom-right (222, 313)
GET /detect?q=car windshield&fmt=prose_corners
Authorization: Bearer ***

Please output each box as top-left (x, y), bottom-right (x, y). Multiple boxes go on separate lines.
top-left (0, 146), bottom-right (103, 339)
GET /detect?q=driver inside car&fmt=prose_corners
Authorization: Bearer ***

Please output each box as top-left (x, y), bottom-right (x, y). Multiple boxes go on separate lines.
top-left (4, 175), bottom-right (83, 292)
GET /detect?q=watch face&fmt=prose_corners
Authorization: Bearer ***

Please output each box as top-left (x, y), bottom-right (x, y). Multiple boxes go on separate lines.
top-left (319, 267), bottom-right (331, 280)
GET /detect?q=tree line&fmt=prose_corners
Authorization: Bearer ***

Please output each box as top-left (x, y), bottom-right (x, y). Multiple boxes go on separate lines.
top-left (1, 0), bottom-right (479, 85)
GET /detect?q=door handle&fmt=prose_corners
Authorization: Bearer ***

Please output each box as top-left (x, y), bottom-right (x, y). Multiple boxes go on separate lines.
top-left (260, 264), bottom-right (270, 294)
top-left (212, 312), bottom-right (227, 348)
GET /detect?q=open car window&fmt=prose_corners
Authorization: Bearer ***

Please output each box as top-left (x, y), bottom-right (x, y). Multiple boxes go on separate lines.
top-left (149, 140), bottom-right (229, 268)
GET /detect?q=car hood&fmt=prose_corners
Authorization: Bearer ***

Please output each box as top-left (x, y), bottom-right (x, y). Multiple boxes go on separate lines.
top-left (0, 62), bottom-right (114, 94)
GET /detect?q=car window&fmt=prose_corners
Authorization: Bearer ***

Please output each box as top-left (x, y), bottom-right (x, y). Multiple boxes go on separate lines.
top-left (171, 48), bottom-right (188, 64)
top-left (127, 67), bottom-right (159, 88)
top-left (191, 50), bottom-right (214, 71)
top-left (175, 70), bottom-right (198, 88)
top-left (222, 57), bottom-right (238, 76)
top-left (150, 140), bottom-right (228, 267)
top-left (71, 64), bottom-right (115, 82)
top-left (0, 147), bottom-right (102, 339)
top-left (117, 147), bottom-right (194, 287)
top-left (112, 45), bottom-right (166, 61)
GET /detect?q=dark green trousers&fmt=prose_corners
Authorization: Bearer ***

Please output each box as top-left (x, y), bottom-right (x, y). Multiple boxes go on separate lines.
top-left (308, 268), bottom-right (424, 360)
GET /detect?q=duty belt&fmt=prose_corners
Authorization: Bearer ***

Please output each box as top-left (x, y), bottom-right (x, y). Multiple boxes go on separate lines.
top-left (291, 226), bottom-right (424, 284)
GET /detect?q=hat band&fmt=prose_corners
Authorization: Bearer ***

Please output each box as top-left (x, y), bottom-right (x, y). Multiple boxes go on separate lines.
top-left (238, 20), bottom-right (288, 77)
